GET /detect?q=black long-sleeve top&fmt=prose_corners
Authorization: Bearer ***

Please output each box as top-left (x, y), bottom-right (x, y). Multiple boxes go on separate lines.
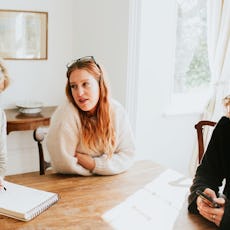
top-left (188, 116), bottom-right (230, 229)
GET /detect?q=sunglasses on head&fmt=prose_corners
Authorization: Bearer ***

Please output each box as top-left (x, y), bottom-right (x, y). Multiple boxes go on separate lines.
top-left (66, 56), bottom-right (101, 70)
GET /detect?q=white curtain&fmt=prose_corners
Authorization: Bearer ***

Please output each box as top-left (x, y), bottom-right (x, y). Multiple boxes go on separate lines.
top-left (205, 0), bottom-right (230, 121)
top-left (190, 0), bottom-right (230, 175)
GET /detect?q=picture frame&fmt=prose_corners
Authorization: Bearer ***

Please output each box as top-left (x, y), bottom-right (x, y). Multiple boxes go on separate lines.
top-left (0, 10), bottom-right (48, 60)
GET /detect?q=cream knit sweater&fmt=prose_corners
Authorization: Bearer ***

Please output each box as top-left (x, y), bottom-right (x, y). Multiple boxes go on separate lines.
top-left (46, 99), bottom-right (135, 176)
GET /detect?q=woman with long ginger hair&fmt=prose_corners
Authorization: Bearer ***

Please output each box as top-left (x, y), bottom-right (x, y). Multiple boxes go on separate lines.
top-left (47, 56), bottom-right (135, 175)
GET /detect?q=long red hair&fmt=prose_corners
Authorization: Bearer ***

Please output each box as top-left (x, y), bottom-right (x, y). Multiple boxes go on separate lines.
top-left (65, 58), bottom-right (115, 157)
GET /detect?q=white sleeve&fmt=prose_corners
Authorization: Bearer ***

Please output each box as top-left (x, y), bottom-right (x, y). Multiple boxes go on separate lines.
top-left (0, 110), bottom-right (7, 177)
top-left (92, 106), bottom-right (135, 175)
top-left (46, 106), bottom-right (92, 176)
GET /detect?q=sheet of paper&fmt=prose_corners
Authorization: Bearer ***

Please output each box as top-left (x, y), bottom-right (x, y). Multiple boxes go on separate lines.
top-left (103, 169), bottom-right (192, 230)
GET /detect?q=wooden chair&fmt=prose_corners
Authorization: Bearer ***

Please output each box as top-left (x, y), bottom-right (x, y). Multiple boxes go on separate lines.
top-left (195, 96), bottom-right (230, 163)
top-left (33, 126), bottom-right (51, 175)
top-left (194, 120), bottom-right (216, 164)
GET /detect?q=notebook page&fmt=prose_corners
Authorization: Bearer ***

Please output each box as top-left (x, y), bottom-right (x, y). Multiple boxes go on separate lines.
top-left (0, 181), bottom-right (58, 220)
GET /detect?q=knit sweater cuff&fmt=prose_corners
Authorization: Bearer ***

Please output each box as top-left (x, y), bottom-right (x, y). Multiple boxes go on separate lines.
top-left (93, 155), bottom-right (109, 175)
top-left (92, 153), bottom-right (132, 175)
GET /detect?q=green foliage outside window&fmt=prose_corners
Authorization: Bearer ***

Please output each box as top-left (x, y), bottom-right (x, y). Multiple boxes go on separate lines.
top-left (174, 0), bottom-right (210, 93)
top-left (185, 38), bottom-right (211, 91)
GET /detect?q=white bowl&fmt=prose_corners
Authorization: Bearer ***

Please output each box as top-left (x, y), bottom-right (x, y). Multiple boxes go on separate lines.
top-left (16, 101), bottom-right (43, 114)
top-left (18, 107), bottom-right (42, 114)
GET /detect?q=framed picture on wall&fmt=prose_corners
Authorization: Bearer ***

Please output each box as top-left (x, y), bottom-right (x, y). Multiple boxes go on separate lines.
top-left (0, 10), bottom-right (48, 60)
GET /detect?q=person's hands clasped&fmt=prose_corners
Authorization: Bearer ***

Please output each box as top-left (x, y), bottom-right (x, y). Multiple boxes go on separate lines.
top-left (75, 152), bottom-right (95, 172)
top-left (197, 188), bottom-right (225, 226)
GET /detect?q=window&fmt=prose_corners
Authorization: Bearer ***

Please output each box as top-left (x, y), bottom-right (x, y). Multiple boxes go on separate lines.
top-left (163, 0), bottom-right (211, 115)
top-left (174, 0), bottom-right (210, 94)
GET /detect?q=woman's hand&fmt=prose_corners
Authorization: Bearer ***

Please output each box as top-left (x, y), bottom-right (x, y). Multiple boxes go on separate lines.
top-left (0, 177), bottom-right (5, 191)
top-left (75, 152), bottom-right (95, 172)
top-left (197, 188), bottom-right (225, 226)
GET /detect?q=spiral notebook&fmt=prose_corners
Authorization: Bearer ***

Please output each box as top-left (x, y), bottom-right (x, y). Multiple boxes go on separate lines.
top-left (0, 181), bottom-right (59, 221)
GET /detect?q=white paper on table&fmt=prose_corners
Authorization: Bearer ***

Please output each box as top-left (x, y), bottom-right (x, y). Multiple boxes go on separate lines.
top-left (102, 169), bottom-right (192, 230)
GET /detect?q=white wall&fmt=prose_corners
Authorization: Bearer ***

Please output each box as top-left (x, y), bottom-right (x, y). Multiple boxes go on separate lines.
top-left (72, 0), bottom-right (130, 105)
top-left (1, 0), bottom-right (74, 174)
top-left (135, 0), bottom-right (201, 176)
top-left (1, 0), bottom-right (130, 175)
top-left (2, 0), bottom-right (201, 177)
top-left (1, 0), bottom-right (74, 108)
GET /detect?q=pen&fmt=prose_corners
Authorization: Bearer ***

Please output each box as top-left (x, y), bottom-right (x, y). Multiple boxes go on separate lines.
top-left (4, 187), bottom-right (6, 191)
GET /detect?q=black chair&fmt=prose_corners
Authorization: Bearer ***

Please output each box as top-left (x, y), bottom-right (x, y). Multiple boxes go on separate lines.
top-left (33, 126), bottom-right (51, 175)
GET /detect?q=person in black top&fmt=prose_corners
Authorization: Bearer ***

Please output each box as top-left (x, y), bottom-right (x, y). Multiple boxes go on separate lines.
top-left (188, 110), bottom-right (230, 229)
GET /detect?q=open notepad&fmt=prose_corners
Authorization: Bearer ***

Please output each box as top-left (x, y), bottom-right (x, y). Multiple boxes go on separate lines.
top-left (0, 181), bottom-right (59, 221)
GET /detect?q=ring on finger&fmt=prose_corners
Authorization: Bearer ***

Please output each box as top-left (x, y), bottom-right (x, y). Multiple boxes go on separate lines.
top-left (211, 214), bottom-right (216, 221)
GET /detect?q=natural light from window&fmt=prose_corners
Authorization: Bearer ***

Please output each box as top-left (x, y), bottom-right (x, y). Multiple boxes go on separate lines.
top-left (166, 0), bottom-right (211, 115)
top-left (102, 169), bottom-right (192, 230)
top-left (174, 0), bottom-right (210, 93)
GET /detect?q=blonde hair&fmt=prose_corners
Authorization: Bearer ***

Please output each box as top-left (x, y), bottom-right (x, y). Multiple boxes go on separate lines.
top-left (0, 58), bottom-right (10, 92)
top-left (223, 95), bottom-right (230, 116)
top-left (65, 58), bottom-right (115, 157)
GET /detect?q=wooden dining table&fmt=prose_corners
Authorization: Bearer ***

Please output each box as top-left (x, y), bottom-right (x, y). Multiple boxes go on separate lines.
top-left (2, 160), bottom-right (217, 230)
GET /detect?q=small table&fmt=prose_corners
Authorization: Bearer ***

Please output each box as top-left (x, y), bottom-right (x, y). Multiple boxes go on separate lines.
top-left (5, 106), bottom-right (56, 134)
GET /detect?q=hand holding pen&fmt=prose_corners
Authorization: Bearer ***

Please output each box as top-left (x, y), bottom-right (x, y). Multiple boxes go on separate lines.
top-left (0, 186), bottom-right (7, 191)
top-left (0, 178), bottom-right (6, 191)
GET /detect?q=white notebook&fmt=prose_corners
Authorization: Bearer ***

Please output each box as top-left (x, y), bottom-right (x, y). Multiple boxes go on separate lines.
top-left (0, 181), bottom-right (59, 221)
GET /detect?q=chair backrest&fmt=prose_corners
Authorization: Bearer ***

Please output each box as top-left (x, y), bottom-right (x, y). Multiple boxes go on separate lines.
top-left (194, 120), bottom-right (216, 164)
top-left (33, 126), bottom-right (51, 175)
